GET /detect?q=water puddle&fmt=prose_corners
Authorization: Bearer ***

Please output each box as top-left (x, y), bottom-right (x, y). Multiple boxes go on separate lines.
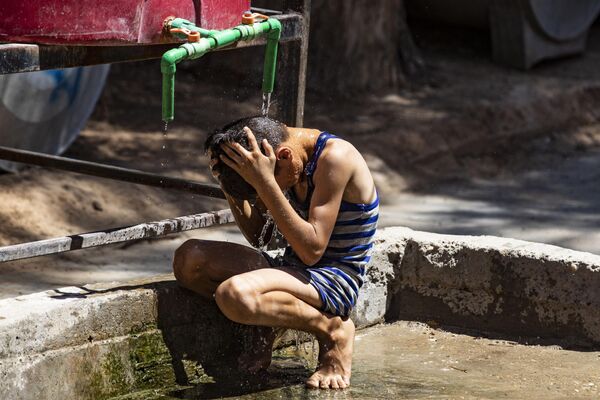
top-left (112, 322), bottom-right (600, 399)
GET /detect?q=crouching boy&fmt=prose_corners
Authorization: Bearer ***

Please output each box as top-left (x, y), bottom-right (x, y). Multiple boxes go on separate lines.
top-left (172, 116), bottom-right (378, 389)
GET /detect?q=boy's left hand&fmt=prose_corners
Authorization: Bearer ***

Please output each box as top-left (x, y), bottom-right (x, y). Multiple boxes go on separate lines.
top-left (219, 127), bottom-right (277, 189)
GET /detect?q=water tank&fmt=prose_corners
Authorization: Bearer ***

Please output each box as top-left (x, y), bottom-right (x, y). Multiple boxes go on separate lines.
top-left (0, 0), bottom-right (250, 45)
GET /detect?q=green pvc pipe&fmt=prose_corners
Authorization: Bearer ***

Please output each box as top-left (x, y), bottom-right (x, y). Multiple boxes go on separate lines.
top-left (161, 18), bottom-right (282, 123)
top-left (262, 19), bottom-right (281, 94)
top-left (161, 47), bottom-right (188, 124)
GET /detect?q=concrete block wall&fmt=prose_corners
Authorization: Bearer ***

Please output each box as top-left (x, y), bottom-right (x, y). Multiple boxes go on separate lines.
top-left (373, 228), bottom-right (600, 347)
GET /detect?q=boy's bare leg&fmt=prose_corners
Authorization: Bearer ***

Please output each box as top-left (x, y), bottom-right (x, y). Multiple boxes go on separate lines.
top-left (173, 239), bottom-right (355, 389)
top-left (172, 239), bottom-right (268, 300)
top-left (173, 239), bottom-right (276, 372)
top-left (215, 268), bottom-right (354, 389)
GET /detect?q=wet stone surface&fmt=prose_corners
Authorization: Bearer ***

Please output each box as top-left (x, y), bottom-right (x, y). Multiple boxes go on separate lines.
top-left (112, 321), bottom-right (600, 399)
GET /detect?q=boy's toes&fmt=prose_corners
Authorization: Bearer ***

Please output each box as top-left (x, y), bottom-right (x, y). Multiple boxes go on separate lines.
top-left (305, 373), bottom-right (321, 389)
top-left (330, 378), bottom-right (340, 389)
top-left (319, 377), bottom-right (332, 389)
top-left (336, 376), bottom-right (347, 389)
top-left (306, 371), bottom-right (350, 389)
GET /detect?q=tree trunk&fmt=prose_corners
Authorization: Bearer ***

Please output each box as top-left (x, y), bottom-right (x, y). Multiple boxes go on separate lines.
top-left (308, 0), bottom-right (424, 95)
top-left (202, 1), bottom-right (425, 96)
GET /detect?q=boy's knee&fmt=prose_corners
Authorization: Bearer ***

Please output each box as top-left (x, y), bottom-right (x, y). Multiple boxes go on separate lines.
top-left (214, 276), bottom-right (257, 323)
top-left (173, 239), bottom-right (208, 287)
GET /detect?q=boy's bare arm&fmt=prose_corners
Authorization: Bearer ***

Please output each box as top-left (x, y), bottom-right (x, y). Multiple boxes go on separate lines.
top-left (220, 129), bottom-right (352, 265)
top-left (256, 152), bottom-right (349, 265)
top-left (224, 194), bottom-right (272, 247)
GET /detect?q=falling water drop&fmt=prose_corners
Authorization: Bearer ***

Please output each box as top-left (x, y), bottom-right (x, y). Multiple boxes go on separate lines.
top-left (161, 121), bottom-right (169, 169)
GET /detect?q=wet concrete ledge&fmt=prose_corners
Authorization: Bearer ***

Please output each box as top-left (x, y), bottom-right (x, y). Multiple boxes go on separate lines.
top-left (2, 226), bottom-right (600, 399)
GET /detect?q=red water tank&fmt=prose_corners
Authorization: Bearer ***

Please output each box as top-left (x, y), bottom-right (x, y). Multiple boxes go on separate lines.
top-left (0, 0), bottom-right (250, 45)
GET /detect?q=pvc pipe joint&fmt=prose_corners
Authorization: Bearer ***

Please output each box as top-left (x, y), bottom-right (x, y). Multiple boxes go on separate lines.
top-left (161, 17), bottom-right (282, 122)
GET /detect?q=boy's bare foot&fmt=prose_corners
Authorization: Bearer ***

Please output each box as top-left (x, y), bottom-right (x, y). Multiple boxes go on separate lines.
top-left (306, 318), bottom-right (355, 389)
top-left (238, 326), bottom-right (276, 373)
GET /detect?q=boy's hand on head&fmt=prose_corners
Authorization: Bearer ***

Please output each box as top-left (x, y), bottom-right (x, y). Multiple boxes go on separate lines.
top-left (219, 127), bottom-right (277, 190)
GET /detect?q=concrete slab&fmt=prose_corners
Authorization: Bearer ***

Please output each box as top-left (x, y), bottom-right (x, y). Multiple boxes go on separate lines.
top-left (161, 321), bottom-right (600, 400)
top-left (2, 227), bottom-right (600, 399)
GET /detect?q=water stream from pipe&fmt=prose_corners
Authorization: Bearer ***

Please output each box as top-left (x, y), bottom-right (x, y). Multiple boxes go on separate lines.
top-left (160, 122), bottom-right (169, 169)
top-left (261, 92), bottom-right (272, 117)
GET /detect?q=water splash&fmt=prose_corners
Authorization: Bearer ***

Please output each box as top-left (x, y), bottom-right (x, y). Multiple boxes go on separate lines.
top-left (261, 92), bottom-right (272, 117)
top-left (256, 210), bottom-right (274, 250)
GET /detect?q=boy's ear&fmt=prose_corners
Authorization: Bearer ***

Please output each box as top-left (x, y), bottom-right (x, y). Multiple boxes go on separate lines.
top-left (276, 146), bottom-right (292, 161)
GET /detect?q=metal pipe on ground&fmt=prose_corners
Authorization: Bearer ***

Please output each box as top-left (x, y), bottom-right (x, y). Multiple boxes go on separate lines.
top-left (0, 146), bottom-right (225, 199)
top-left (0, 209), bottom-right (234, 263)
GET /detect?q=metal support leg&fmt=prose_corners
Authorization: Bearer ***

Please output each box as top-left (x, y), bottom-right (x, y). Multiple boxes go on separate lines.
top-left (275, 0), bottom-right (311, 127)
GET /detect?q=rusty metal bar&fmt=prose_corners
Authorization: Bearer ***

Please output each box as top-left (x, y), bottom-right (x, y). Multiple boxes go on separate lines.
top-left (0, 13), bottom-right (303, 75)
top-left (0, 209), bottom-right (234, 263)
top-left (0, 146), bottom-right (225, 199)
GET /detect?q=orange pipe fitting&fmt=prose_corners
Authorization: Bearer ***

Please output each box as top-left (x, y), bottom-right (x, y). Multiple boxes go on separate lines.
top-left (169, 27), bottom-right (200, 42)
top-left (241, 11), bottom-right (269, 25)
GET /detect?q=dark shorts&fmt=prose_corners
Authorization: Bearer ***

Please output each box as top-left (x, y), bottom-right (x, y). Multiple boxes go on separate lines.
top-left (262, 251), bottom-right (357, 317)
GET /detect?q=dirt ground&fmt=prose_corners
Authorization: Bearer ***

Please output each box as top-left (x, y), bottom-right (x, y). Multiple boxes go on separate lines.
top-left (2, 24), bottom-right (600, 298)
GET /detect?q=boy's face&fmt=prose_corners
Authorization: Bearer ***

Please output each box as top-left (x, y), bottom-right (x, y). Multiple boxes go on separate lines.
top-left (273, 146), bottom-right (303, 191)
top-left (273, 162), bottom-right (293, 190)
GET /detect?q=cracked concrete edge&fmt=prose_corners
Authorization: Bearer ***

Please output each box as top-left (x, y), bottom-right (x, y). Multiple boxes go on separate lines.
top-left (2, 226), bottom-right (600, 362)
top-left (0, 275), bottom-right (164, 360)
top-left (377, 227), bottom-right (600, 346)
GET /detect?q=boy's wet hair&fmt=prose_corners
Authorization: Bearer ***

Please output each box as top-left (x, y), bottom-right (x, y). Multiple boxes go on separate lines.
top-left (204, 116), bottom-right (288, 200)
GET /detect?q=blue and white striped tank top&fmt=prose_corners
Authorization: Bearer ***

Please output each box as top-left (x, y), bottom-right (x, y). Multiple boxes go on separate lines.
top-left (285, 132), bottom-right (379, 316)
